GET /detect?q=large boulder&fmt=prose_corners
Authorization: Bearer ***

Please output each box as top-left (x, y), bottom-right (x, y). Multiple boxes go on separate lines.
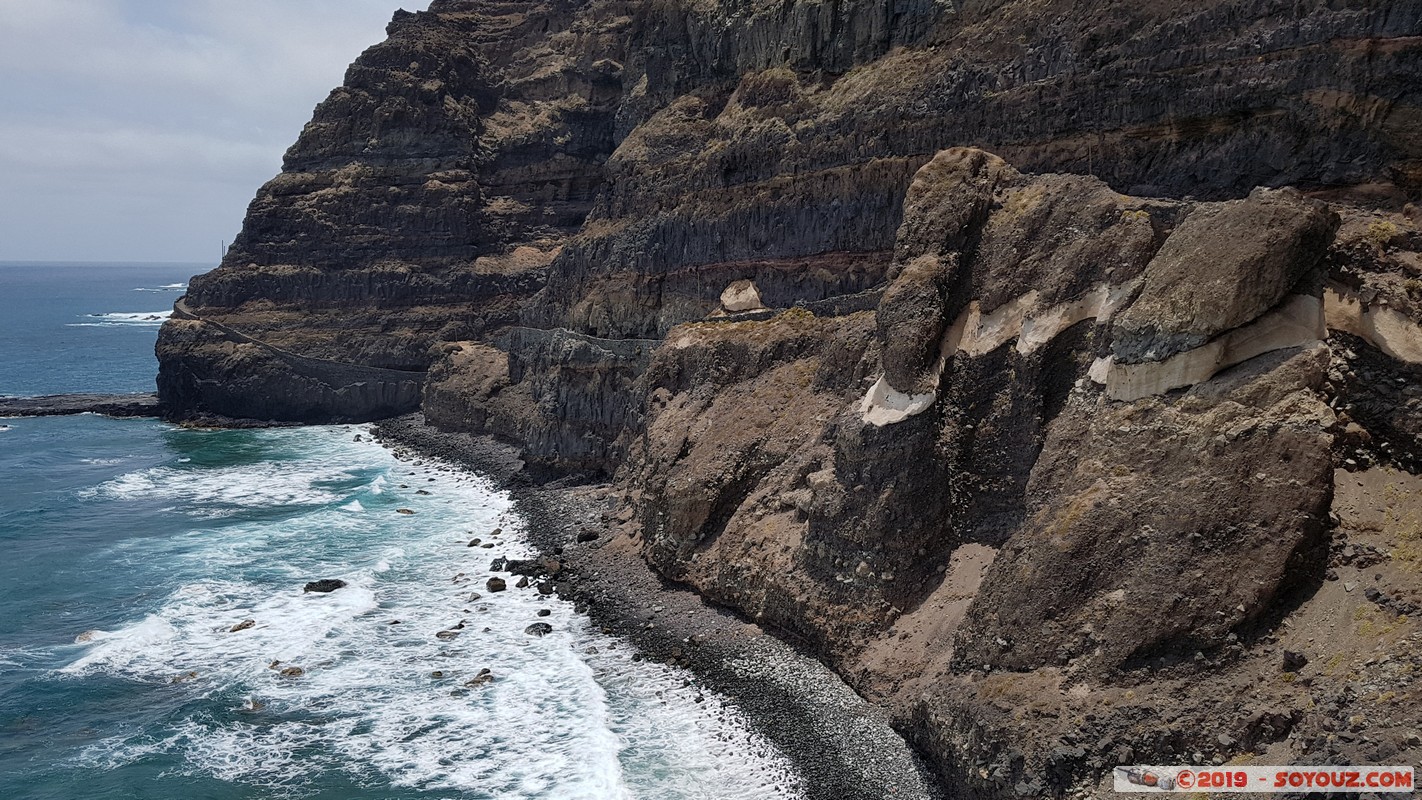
top-left (892, 148), bottom-right (1013, 262)
top-left (876, 254), bottom-right (956, 393)
top-left (1113, 188), bottom-right (1340, 364)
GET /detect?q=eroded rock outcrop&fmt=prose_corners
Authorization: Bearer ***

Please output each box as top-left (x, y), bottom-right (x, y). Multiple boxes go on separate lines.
top-left (611, 153), bottom-right (1422, 796)
top-left (645, 156), bottom-right (1422, 795)
top-left (954, 344), bottom-right (1336, 675)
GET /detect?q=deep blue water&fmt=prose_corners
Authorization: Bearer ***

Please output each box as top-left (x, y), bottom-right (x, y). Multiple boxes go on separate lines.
top-left (0, 261), bottom-right (201, 396)
top-left (0, 263), bottom-right (801, 799)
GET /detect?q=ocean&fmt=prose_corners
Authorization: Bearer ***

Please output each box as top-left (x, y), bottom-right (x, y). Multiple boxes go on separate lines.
top-left (0, 262), bottom-right (802, 799)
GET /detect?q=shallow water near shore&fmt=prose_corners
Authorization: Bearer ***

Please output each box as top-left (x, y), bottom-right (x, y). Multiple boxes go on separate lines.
top-left (0, 263), bottom-right (804, 799)
top-left (0, 416), bottom-right (803, 799)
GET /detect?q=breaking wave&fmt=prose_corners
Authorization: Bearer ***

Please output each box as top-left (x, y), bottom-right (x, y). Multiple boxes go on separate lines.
top-left (68, 311), bottom-right (171, 328)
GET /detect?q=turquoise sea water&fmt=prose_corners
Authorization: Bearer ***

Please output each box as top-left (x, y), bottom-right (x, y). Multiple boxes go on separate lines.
top-left (0, 263), bottom-right (801, 799)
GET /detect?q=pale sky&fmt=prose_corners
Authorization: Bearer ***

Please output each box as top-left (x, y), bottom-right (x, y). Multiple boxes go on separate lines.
top-left (0, 0), bottom-right (403, 263)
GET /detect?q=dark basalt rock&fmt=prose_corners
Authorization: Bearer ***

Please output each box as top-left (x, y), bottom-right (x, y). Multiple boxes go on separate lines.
top-left (302, 579), bottom-right (347, 593)
top-left (878, 149), bottom-right (1013, 393)
top-left (0, 393), bottom-right (161, 419)
top-left (524, 622), bottom-right (553, 637)
top-left (502, 558), bottom-right (548, 577)
top-left (876, 253), bottom-right (958, 395)
top-left (951, 347), bottom-right (1335, 674)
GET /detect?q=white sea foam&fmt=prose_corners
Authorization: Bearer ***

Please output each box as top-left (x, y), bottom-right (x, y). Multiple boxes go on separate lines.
top-left (64, 426), bottom-right (802, 799)
top-left (68, 310), bottom-right (172, 328)
top-left (81, 460), bottom-right (352, 511)
top-left (64, 579), bottom-right (380, 679)
top-left (63, 615), bottom-right (179, 674)
top-left (133, 284), bottom-right (188, 292)
top-left (0, 645), bottom-right (42, 668)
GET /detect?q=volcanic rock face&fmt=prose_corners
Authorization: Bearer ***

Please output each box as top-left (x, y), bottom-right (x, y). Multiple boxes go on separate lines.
top-left (156, 0), bottom-right (1422, 795)
top-left (158, 0), bottom-right (1422, 421)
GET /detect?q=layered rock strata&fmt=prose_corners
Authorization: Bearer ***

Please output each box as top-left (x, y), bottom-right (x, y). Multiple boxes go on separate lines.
top-left (159, 0), bottom-right (1422, 421)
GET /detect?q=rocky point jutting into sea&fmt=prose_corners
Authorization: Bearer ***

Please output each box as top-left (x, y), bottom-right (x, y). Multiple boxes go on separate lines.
top-left (154, 1), bottom-right (1422, 796)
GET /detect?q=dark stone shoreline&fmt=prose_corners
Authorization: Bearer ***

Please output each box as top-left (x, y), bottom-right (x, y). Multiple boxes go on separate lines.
top-left (0, 393), bottom-right (161, 418)
top-left (0, 394), bottom-right (309, 430)
top-left (371, 413), bottom-right (943, 800)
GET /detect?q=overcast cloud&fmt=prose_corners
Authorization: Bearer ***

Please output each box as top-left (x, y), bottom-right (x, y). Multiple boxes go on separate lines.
top-left (0, 0), bottom-right (401, 263)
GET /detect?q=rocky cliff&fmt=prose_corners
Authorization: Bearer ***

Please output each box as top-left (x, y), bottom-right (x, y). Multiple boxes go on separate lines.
top-left (157, 1), bottom-right (1422, 795)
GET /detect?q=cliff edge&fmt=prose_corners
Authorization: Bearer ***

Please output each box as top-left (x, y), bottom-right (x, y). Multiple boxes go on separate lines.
top-left (157, 1), bottom-right (1422, 796)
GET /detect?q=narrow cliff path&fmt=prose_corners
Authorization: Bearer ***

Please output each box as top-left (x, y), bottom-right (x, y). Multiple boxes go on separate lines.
top-left (172, 298), bottom-right (427, 377)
